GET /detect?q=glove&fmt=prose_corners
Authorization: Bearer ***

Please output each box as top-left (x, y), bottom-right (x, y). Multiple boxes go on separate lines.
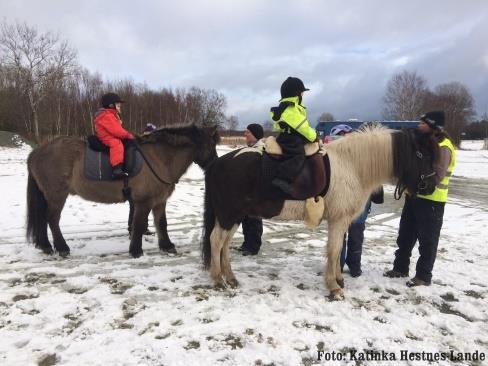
top-left (126, 133), bottom-right (135, 140)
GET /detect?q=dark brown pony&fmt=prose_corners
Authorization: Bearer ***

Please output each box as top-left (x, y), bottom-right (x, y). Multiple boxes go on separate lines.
top-left (26, 124), bottom-right (218, 258)
top-left (201, 126), bottom-right (438, 299)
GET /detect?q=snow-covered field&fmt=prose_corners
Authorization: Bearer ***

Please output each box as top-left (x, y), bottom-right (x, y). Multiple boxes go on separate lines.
top-left (0, 141), bottom-right (487, 366)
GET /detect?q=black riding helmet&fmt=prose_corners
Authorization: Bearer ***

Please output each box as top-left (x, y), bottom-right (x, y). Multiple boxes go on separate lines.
top-left (101, 93), bottom-right (125, 108)
top-left (280, 77), bottom-right (310, 98)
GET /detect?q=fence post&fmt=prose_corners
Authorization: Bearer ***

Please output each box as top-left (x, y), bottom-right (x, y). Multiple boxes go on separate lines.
top-left (484, 138), bottom-right (488, 150)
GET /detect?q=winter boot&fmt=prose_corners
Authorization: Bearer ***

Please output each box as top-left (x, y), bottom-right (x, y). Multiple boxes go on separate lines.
top-left (112, 164), bottom-right (128, 179)
top-left (384, 269), bottom-right (409, 278)
top-left (406, 277), bottom-right (431, 287)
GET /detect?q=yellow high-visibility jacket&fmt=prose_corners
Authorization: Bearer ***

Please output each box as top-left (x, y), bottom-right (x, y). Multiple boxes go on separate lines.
top-left (270, 96), bottom-right (317, 142)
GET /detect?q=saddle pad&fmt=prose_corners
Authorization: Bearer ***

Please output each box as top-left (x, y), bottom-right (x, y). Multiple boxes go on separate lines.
top-left (84, 143), bottom-right (143, 181)
top-left (264, 136), bottom-right (319, 156)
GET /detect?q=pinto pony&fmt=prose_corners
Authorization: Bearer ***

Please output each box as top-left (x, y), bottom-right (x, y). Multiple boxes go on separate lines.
top-left (26, 124), bottom-right (218, 258)
top-left (201, 125), bottom-right (438, 299)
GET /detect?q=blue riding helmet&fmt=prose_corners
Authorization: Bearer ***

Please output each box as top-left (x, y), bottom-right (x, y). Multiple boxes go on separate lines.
top-left (330, 124), bottom-right (353, 136)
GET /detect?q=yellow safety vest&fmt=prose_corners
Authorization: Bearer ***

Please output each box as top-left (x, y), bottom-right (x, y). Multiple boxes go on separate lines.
top-left (417, 137), bottom-right (456, 203)
top-left (271, 96), bottom-right (317, 142)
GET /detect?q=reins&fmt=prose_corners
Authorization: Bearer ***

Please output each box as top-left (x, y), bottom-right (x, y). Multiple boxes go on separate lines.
top-left (133, 143), bottom-right (175, 185)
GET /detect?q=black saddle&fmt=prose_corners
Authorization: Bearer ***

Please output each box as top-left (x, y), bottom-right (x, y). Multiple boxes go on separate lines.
top-left (84, 136), bottom-right (143, 181)
top-left (261, 152), bottom-right (329, 200)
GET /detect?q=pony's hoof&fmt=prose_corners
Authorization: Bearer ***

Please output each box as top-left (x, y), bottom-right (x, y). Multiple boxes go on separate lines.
top-left (329, 288), bottom-right (345, 301)
top-left (58, 250), bottom-right (70, 258)
top-left (160, 247), bottom-right (177, 255)
top-left (36, 245), bottom-right (54, 255)
top-left (130, 250), bottom-right (144, 258)
top-left (227, 278), bottom-right (239, 288)
top-left (214, 282), bottom-right (227, 291)
top-left (337, 278), bottom-right (345, 289)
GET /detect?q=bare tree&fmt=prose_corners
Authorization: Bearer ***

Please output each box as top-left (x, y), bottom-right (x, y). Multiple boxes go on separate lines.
top-left (226, 115), bottom-right (238, 132)
top-left (425, 82), bottom-right (475, 145)
top-left (383, 70), bottom-right (428, 120)
top-left (0, 21), bottom-right (77, 141)
top-left (317, 112), bottom-right (335, 122)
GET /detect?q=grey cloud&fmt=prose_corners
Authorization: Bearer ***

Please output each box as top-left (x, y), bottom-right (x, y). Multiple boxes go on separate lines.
top-left (2, 0), bottom-right (487, 125)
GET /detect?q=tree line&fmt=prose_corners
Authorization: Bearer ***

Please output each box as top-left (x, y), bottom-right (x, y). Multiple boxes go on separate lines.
top-left (0, 21), bottom-right (226, 143)
top-left (382, 70), bottom-right (477, 145)
top-left (317, 71), bottom-right (480, 145)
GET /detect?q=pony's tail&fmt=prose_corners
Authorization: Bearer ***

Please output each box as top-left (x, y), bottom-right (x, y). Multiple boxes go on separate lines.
top-left (26, 169), bottom-right (48, 245)
top-left (201, 167), bottom-right (215, 270)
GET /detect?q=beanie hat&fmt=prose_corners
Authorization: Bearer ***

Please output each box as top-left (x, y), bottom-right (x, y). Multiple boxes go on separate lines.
top-left (143, 123), bottom-right (157, 134)
top-left (246, 123), bottom-right (264, 140)
top-left (101, 93), bottom-right (125, 108)
top-left (330, 124), bottom-right (353, 136)
top-left (280, 77), bottom-right (310, 98)
top-left (420, 111), bottom-right (445, 129)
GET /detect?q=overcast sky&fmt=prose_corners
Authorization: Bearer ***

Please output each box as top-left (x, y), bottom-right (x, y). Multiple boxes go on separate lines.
top-left (2, 0), bottom-right (488, 126)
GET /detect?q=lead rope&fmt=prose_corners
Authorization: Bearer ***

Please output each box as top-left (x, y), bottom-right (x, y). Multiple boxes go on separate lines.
top-left (134, 143), bottom-right (175, 185)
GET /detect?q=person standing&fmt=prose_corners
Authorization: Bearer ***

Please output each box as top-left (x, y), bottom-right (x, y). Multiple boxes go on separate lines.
top-left (340, 187), bottom-right (384, 277)
top-left (238, 123), bottom-right (265, 256)
top-left (384, 111), bottom-right (456, 287)
top-left (269, 77), bottom-right (317, 195)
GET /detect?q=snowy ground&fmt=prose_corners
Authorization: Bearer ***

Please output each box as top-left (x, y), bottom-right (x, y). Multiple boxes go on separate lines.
top-left (0, 141), bottom-right (487, 366)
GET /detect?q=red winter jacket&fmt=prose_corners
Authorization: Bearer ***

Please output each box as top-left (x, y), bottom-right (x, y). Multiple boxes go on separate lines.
top-left (94, 108), bottom-right (134, 141)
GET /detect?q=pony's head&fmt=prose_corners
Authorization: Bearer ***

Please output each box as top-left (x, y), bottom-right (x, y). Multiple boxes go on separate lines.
top-left (139, 124), bottom-right (219, 169)
top-left (193, 125), bottom-right (219, 170)
top-left (392, 128), bottom-right (438, 196)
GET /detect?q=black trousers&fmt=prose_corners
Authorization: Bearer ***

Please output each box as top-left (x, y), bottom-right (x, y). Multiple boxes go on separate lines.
top-left (241, 216), bottom-right (263, 253)
top-left (275, 133), bottom-right (306, 182)
top-left (393, 195), bottom-right (445, 282)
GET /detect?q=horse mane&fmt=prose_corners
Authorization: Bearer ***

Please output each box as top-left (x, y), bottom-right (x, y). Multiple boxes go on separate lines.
top-left (138, 124), bottom-right (204, 147)
top-left (327, 124), bottom-right (393, 190)
top-left (392, 128), bottom-right (439, 194)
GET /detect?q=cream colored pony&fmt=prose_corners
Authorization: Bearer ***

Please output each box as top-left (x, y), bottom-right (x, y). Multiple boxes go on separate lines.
top-left (201, 126), bottom-right (437, 299)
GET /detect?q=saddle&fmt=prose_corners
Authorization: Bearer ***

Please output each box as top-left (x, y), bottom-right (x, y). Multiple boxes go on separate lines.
top-left (84, 136), bottom-right (143, 181)
top-left (262, 137), bottom-right (330, 201)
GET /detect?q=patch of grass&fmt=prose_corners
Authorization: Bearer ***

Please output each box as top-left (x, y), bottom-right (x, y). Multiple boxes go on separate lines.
top-left (184, 340), bottom-right (200, 350)
top-left (24, 272), bottom-right (56, 285)
top-left (440, 293), bottom-right (458, 302)
top-left (464, 290), bottom-right (484, 299)
top-left (99, 277), bottom-right (132, 294)
top-left (434, 302), bottom-right (472, 322)
top-left (12, 294), bottom-right (39, 302)
top-left (405, 332), bottom-right (422, 341)
top-left (66, 287), bottom-right (88, 295)
top-left (293, 320), bottom-right (333, 333)
top-left (385, 288), bottom-right (400, 295)
top-left (224, 334), bottom-right (243, 349)
top-left (37, 354), bottom-right (58, 366)
top-left (373, 316), bottom-right (388, 324)
top-left (258, 285), bottom-right (280, 297)
top-left (155, 332), bottom-right (171, 340)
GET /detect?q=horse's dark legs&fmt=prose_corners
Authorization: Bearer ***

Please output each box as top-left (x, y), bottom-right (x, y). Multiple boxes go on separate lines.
top-left (47, 199), bottom-right (70, 257)
top-left (152, 202), bottom-right (176, 254)
top-left (129, 202), bottom-right (151, 258)
top-left (35, 221), bottom-right (54, 255)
